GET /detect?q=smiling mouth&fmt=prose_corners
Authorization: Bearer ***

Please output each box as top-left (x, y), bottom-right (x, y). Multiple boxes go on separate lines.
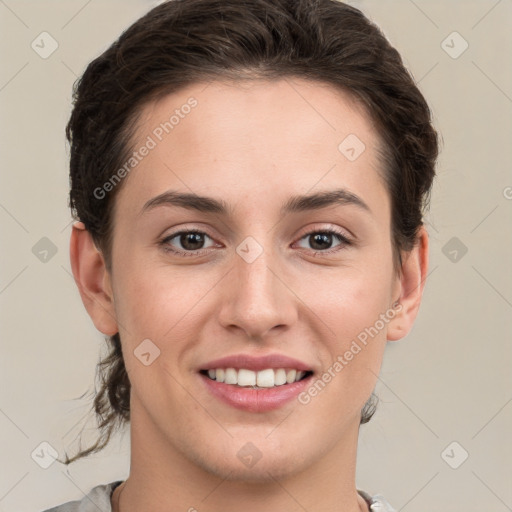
top-left (199, 368), bottom-right (314, 389)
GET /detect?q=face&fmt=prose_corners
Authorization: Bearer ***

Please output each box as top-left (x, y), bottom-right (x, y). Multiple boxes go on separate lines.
top-left (87, 78), bottom-right (411, 481)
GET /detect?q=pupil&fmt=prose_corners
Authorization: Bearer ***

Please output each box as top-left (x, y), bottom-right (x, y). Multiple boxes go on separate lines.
top-left (182, 232), bottom-right (204, 250)
top-left (311, 233), bottom-right (331, 250)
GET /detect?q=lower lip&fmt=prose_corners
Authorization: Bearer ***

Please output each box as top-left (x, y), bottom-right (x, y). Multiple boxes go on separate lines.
top-left (199, 372), bottom-right (314, 412)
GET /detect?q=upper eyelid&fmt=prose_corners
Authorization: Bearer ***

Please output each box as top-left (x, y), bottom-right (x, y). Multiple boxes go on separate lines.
top-left (163, 224), bottom-right (351, 237)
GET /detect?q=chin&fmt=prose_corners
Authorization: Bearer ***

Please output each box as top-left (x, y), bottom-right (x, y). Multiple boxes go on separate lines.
top-left (187, 434), bottom-right (314, 483)
top-left (202, 454), bottom-right (309, 483)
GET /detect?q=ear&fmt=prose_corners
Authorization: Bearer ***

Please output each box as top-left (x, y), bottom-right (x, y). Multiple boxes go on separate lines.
top-left (69, 221), bottom-right (118, 336)
top-left (387, 225), bottom-right (429, 342)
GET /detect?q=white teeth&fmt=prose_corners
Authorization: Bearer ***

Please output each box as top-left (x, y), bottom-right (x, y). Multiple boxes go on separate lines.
top-left (274, 368), bottom-right (287, 385)
top-left (286, 369), bottom-right (297, 383)
top-left (256, 368), bottom-right (275, 388)
top-left (237, 368), bottom-right (256, 386)
top-left (224, 367), bottom-right (238, 384)
top-left (205, 367), bottom-right (309, 387)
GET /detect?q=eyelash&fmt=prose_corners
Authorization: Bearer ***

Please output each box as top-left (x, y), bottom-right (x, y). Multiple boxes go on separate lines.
top-left (158, 227), bottom-right (352, 257)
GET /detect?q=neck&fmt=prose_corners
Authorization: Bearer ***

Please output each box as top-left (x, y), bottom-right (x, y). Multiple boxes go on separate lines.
top-left (115, 399), bottom-right (368, 512)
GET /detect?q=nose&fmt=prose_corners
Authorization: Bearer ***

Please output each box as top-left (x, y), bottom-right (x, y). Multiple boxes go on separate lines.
top-left (218, 240), bottom-right (297, 340)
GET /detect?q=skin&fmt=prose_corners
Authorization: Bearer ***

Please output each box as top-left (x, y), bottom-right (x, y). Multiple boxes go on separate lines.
top-left (70, 78), bottom-right (428, 512)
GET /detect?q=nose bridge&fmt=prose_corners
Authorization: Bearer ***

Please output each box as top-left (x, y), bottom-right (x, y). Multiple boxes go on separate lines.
top-left (238, 240), bottom-right (278, 301)
top-left (220, 234), bottom-right (296, 337)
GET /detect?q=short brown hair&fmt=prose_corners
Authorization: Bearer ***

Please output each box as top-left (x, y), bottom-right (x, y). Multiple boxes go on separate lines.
top-left (62, 0), bottom-right (438, 464)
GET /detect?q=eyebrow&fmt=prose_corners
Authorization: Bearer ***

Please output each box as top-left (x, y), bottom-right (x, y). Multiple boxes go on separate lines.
top-left (140, 188), bottom-right (371, 217)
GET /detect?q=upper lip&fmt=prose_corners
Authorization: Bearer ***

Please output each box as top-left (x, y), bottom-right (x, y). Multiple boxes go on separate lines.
top-left (200, 353), bottom-right (314, 372)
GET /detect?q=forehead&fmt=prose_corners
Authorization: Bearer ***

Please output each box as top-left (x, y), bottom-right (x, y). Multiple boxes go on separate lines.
top-left (115, 78), bottom-right (387, 218)
top-left (137, 77), bottom-right (377, 152)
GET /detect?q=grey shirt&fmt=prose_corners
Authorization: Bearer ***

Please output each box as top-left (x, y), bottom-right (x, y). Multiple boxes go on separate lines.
top-left (41, 481), bottom-right (397, 512)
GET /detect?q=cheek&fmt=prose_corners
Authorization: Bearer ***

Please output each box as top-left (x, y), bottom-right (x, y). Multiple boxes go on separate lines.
top-left (308, 257), bottom-right (394, 397)
top-left (319, 256), bottom-right (394, 340)
top-left (112, 252), bottom-right (219, 351)
top-left (296, 281), bottom-right (391, 428)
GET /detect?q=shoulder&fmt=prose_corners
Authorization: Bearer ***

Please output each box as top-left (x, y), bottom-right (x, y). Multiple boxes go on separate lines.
top-left (39, 481), bottom-right (123, 512)
top-left (358, 489), bottom-right (397, 511)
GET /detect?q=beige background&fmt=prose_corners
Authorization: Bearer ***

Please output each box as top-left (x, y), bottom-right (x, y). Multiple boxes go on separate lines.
top-left (1, 1), bottom-right (511, 511)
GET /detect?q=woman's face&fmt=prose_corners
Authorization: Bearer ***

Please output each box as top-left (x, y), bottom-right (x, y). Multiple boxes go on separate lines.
top-left (98, 78), bottom-right (414, 480)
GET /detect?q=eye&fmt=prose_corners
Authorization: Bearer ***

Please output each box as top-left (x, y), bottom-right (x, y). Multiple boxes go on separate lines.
top-left (159, 226), bottom-right (352, 258)
top-left (159, 229), bottom-right (217, 256)
top-left (295, 228), bottom-right (352, 254)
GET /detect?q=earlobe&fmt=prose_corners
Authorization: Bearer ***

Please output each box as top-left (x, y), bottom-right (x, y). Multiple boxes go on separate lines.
top-left (69, 221), bottom-right (118, 336)
top-left (387, 226), bottom-right (429, 342)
